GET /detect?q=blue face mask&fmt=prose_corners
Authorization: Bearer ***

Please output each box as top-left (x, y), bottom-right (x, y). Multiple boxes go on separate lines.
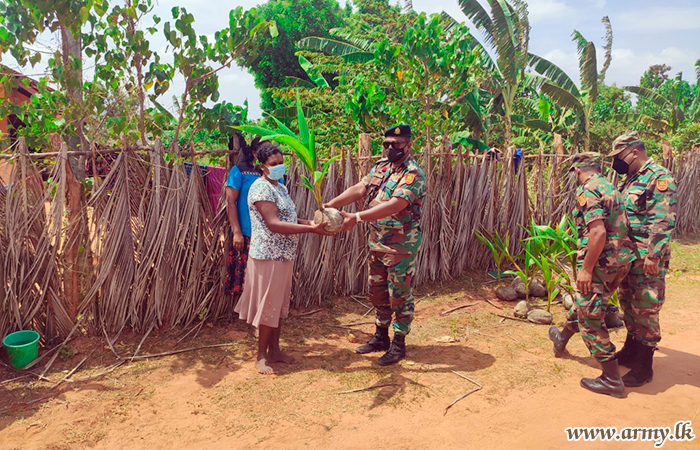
top-left (265, 163), bottom-right (286, 180)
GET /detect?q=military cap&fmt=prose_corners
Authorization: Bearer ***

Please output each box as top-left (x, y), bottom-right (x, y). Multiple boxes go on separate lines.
top-left (384, 124), bottom-right (411, 138)
top-left (567, 152), bottom-right (603, 171)
top-left (610, 131), bottom-right (644, 157)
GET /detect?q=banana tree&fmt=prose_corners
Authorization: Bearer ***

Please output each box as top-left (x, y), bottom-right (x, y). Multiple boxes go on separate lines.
top-left (234, 95), bottom-right (342, 230)
top-left (452, 0), bottom-right (532, 146)
top-left (529, 16), bottom-right (614, 152)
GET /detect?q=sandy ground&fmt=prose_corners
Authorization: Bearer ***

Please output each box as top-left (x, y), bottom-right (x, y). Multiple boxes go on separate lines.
top-left (1, 264), bottom-right (699, 449)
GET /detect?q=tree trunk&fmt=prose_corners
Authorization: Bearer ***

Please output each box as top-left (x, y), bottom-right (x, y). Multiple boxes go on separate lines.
top-left (60, 23), bottom-right (86, 179)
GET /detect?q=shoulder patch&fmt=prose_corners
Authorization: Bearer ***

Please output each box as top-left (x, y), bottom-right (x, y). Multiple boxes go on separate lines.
top-left (578, 193), bottom-right (587, 207)
top-left (405, 173), bottom-right (416, 185)
top-left (657, 179), bottom-right (669, 192)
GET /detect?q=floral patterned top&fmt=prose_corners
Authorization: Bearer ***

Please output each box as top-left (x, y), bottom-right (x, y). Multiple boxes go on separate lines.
top-left (247, 178), bottom-right (299, 261)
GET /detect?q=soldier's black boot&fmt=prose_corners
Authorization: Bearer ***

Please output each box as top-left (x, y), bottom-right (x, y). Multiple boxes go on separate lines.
top-left (356, 326), bottom-right (391, 354)
top-left (605, 305), bottom-right (624, 329)
top-left (580, 359), bottom-right (626, 398)
top-left (548, 326), bottom-right (575, 356)
top-left (622, 344), bottom-right (655, 387)
top-left (377, 334), bottom-right (406, 366)
top-left (614, 334), bottom-right (638, 368)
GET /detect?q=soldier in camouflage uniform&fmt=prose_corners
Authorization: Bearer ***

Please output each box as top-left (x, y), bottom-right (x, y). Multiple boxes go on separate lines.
top-left (548, 153), bottom-right (635, 397)
top-left (325, 125), bottom-right (426, 366)
top-left (608, 132), bottom-right (678, 387)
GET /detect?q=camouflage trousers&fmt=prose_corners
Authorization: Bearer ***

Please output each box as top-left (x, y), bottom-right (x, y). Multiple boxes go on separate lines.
top-left (368, 251), bottom-right (417, 336)
top-left (564, 264), bottom-right (630, 362)
top-left (618, 257), bottom-right (669, 348)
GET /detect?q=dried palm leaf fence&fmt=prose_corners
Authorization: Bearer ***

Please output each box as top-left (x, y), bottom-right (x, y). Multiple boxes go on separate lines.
top-left (1, 137), bottom-right (699, 341)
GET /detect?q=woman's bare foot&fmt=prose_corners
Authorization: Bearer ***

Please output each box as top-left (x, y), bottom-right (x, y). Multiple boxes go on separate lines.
top-left (267, 349), bottom-right (296, 364)
top-left (256, 357), bottom-right (275, 374)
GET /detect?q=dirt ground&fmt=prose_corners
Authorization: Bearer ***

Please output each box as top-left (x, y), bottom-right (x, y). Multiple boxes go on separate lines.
top-left (2, 238), bottom-right (700, 450)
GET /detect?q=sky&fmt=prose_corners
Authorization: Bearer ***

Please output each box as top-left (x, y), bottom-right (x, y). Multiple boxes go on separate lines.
top-left (6, 0), bottom-right (700, 119)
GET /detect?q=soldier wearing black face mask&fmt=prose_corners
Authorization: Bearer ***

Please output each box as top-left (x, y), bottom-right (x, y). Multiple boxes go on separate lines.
top-left (607, 131), bottom-right (678, 388)
top-left (324, 125), bottom-right (426, 366)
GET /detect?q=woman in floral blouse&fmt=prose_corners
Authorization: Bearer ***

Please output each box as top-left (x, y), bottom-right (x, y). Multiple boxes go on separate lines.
top-left (234, 142), bottom-right (332, 374)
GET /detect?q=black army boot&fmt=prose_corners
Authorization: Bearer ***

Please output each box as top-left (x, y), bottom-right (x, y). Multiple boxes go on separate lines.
top-left (605, 305), bottom-right (624, 329)
top-left (356, 326), bottom-right (390, 354)
top-left (614, 334), bottom-right (638, 368)
top-left (548, 326), bottom-right (575, 356)
top-left (377, 334), bottom-right (406, 366)
top-left (580, 359), bottom-right (626, 398)
top-left (622, 344), bottom-right (655, 387)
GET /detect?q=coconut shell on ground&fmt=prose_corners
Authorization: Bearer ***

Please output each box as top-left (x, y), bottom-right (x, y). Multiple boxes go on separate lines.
top-left (562, 293), bottom-right (575, 310)
top-left (527, 309), bottom-right (553, 325)
top-left (529, 282), bottom-right (548, 298)
top-left (514, 300), bottom-right (530, 318)
top-left (495, 286), bottom-right (519, 302)
top-left (515, 283), bottom-right (527, 298)
top-left (314, 208), bottom-right (343, 233)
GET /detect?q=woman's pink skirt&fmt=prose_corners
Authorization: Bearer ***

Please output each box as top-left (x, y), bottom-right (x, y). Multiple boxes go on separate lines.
top-left (234, 258), bottom-right (294, 328)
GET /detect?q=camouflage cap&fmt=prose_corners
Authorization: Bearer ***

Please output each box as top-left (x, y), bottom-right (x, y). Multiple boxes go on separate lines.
top-left (609, 131), bottom-right (644, 157)
top-left (567, 152), bottom-right (603, 172)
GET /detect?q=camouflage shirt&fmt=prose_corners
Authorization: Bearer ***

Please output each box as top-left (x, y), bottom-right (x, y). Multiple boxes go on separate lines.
top-left (361, 156), bottom-right (426, 254)
top-left (618, 159), bottom-right (677, 260)
top-left (574, 173), bottom-right (635, 269)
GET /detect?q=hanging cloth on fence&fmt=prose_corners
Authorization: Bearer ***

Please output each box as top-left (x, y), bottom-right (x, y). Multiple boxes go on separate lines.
top-left (205, 166), bottom-right (227, 212)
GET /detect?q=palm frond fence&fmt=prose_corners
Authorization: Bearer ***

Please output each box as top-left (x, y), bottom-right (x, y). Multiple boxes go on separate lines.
top-left (1, 136), bottom-right (699, 342)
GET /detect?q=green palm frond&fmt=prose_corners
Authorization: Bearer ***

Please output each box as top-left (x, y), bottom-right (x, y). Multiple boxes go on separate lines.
top-left (624, 86), bottom-right (671, 109)
top-left (457, 0), bottom-right (496, 49)
top-left (298, 36), bottom-right (365, 56)
top-left (328, 29), bottom-right (376, 51)
top-left (490, 0), bottom-right (518, 81)
top-left (542, 82), bottom-right (583, 112)
top-left (528, 53), bottom-right (580, 96)
top-left (298, 55), bottom-right (329, 88)
top-left (572, 30), bottom-right (598, 100)
top-left (523, 119), bottom-right (551, 133)
top-left (342, 51), bottom-right (375, 64)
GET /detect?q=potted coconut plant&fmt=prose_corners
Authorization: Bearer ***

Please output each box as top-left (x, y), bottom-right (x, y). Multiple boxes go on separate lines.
top-left (233, 96), bottom-right (344, 232)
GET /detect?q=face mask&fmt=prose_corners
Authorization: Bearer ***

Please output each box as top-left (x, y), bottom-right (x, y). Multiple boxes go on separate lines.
top-left (613, 152), bottom-right (636, 175)
top-left (387, 147), bottom-right (406, 163)
top-left (612, 157), bottom-right (630, 175)
top-left (265, 163), bottom-right (286, 180)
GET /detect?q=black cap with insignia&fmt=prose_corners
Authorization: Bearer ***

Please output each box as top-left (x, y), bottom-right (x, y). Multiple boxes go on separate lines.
top-left (384, 124), bottom-right (411, 138)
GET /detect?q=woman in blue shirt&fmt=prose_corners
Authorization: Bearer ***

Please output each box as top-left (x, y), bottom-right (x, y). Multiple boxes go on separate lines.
top-left (225, 135), bottom-right (265, 296)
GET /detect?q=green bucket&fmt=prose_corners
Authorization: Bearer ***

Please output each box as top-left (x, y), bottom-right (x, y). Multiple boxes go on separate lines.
top-left (3, 330), bottom-right (40, 369)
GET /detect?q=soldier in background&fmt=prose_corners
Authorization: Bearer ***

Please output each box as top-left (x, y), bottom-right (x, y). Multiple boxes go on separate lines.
top-left (325, 125), bottom-right (425, 366)
top-left (608, 132), bottom-right (678, 387)
top-left (548, 152), bottom-right (635, 397)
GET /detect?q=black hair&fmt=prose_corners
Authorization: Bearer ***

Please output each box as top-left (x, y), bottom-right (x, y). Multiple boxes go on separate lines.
top-left (257, 141), bottom-right (283, 165)
top-left (234, 133), bottom-right (263, 174)
top-left (630, 141), bottom-right (647, 153)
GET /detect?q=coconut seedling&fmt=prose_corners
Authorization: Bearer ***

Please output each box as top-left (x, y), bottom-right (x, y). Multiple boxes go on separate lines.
top-left (233, 95), bottom-right (343, 232)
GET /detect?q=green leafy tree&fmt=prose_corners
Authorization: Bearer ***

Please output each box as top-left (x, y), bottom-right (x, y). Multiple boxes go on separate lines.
top-left (530, 16), bottom-right (613, 152)
top-left (238, 0), bottom-right (345, 111)
top-left (156, 6), bottom-right (275, 153)
top-left (625, 69), bottom-right (698, 137)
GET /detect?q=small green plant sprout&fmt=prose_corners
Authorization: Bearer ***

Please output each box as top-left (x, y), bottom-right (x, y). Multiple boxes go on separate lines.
top-left (233, 95), bottom-right (343, 231)
top-left (532, 252), bottom-right (566, 312)
top-left (474, 229), bottom-right (510, 283)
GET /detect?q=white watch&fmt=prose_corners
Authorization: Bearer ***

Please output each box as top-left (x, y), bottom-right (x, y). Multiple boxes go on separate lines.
top-left (356, 212), bottom-right (363, 223)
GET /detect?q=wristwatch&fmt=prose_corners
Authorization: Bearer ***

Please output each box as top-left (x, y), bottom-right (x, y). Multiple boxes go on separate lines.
top-left (355, 212), bottom-right (363, 223)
